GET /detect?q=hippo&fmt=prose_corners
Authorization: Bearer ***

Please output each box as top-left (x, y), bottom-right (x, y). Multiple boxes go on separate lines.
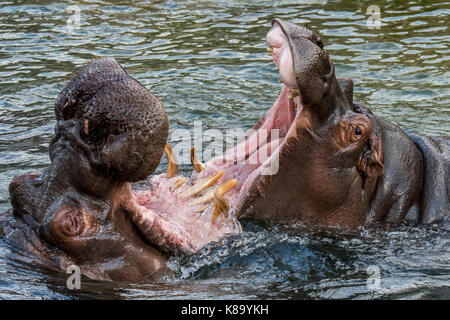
top-left (1, 19), bottom-right (448, 281)
top-left (192, 18), bottom-right (449, 228)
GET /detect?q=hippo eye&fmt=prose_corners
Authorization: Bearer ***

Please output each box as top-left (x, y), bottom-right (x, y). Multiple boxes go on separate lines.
top-left (355, 126), bottom-right (362, 136)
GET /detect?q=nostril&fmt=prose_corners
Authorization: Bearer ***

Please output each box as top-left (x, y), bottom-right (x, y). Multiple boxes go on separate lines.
top-left (355, 126), bottom-right (362, 136)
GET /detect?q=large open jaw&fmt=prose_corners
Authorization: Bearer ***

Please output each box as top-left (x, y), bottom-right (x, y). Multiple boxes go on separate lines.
top-left (129, 20), bottom-right (310, 255)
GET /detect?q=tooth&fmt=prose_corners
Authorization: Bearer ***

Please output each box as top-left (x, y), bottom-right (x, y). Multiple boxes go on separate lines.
top-left (190, 147), bottom-right (205, 173)
top-left (189, 178), bottom-right (237, 207)
top-left (216, 179), bottom-right (237, 196)
top-left (288, 91), bottom-right (299, 100)
top-left (164, 144), bottom-right (178, 178)
top-left (275, 67), bottom-right (279, 71)
top-left (192, 204), bottom-right (210, 214)
top-left (171, 177), bottom-right (185, 192)
top-left (279, 79), bottom-right (283, 83)
top-left (211, 195), bottom-right (229, 225)
top-left (211, 179), bottom-right (237, 224)
top-left (267, 47), bottom-right (273, 52)
top-left (189, 187), bottom-right (216, 206)
top-left (178, 171), bottom-right (224, 199)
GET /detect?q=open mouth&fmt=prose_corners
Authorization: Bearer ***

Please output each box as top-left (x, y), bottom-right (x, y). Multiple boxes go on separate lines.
top-left (130, 21), bottom-right (304, 255)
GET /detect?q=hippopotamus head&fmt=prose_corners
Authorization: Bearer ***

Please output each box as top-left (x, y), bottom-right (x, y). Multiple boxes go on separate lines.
top-left (181, 19), bottom-right (387, 228)
top-left (225, 19), bottom-right (427, 227)
top-left (234, 19), bottom-right (386, 226)
top-left (7, 58), bottom-right (171, 280)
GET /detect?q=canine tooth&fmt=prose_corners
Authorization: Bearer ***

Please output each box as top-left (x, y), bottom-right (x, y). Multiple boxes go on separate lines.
top-left (178, 171), bottom-right (224, 199)
top-left (171, 177), bottom-right (185, 192)
top-left (190, 147), bottom-right (205, 173)
top-left (164, 144), bottom-right (178, 178)
top-left (288, 91), bottom-right (299, 100)
top-left (211, 194), bottom-right (229, 225)
top-left (211, 179), bottom-right (237, 224)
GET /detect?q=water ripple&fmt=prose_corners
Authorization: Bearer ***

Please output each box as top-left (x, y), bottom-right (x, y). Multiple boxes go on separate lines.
top-left (0, 0), bottom-right (448, 299)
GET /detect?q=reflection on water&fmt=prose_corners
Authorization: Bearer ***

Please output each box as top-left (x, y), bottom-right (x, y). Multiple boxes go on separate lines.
top-left (0, 0), bottom-right (449, 299)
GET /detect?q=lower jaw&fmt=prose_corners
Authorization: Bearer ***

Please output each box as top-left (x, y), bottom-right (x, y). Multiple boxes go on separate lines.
top-left (130, 84), bottom-right (302, 255)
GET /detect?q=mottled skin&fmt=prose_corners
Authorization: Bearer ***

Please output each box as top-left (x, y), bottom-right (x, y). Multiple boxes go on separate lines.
top-left (0, 21), bottom-right (448, 281)
top-left (237, 19), bottom-right (449, 227)
top-left (2, 58), bottom-right (169, 281)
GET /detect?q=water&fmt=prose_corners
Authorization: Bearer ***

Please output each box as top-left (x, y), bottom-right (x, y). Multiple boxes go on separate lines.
top-left (0, 0), bottom-right (449, 299)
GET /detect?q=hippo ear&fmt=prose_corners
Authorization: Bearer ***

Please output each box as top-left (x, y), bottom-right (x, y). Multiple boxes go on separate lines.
top-left (359, 152), bottom-right (384, 192)
top-left (338, 77), bottom-right (353, 106)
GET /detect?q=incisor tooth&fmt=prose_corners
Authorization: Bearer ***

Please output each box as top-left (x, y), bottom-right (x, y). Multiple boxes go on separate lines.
top-left (211, 179), bottom-right (237, 224)
top-left (178, 171), bottom-right (224, 199)
top-left (170, 177), bottom-right (185, 192)
top-left (190, 147), bottom-right (205, 173)
top-left (189, 178), bottom-right (237, 207)
top-left (192, 204), bottom-right (210, 214)
top-left (189, 187), bottom-right (216, 206)
top-left (164, 144), bottom-right (178, 178)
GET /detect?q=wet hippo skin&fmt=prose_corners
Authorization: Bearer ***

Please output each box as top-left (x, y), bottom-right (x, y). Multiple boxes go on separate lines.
top-left (0, 20), bottom-right (448, 281)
